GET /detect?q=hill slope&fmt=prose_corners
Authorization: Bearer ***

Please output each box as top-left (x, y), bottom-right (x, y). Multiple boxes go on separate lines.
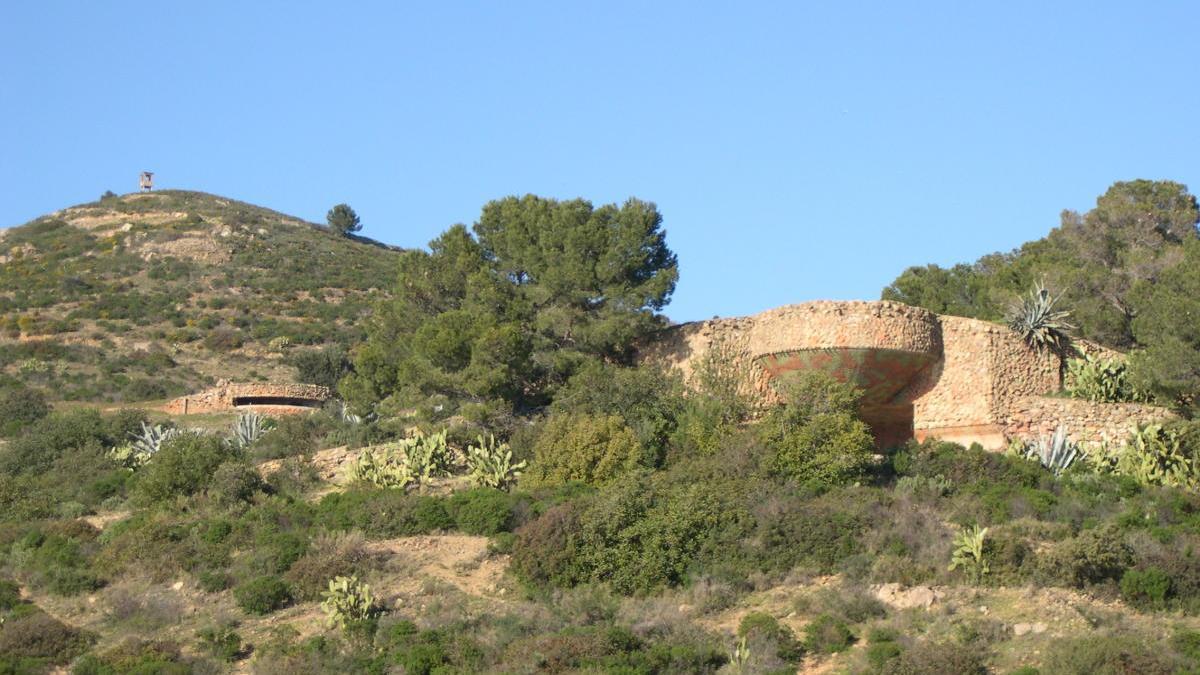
top-left (0, 190), bottom-right (401, 403)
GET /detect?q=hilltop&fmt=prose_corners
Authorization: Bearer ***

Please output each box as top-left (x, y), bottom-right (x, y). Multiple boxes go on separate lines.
top-left (0, 190), bottom-right (402, 403)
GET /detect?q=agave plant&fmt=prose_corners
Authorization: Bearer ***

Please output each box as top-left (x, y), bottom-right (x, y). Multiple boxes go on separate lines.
top-left (231, 412), bottom-right (273, 449)
top-left (131, 421), bottom-right (180, 458)
top-left (728, 636), bottom-right (751, 674)
top-left (1007, 280), bottom-right (1074, 354)
top-left (335, 401), bottom-right (362, 425)
top-left (1017, 424), bottom-right (1079, 476)
top-left (466, 434), bottom-right (526, 490)
top-left (111, 422), bottom-right (182, 468)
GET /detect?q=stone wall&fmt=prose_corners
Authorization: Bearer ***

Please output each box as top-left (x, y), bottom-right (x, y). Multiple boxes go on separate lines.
top-left (640, 316), bottom-right (762, 399)
top-left (1003, 396), bottom-right (1174, 445)
top-left (164, 381), bottom-right (331, 415)
top-left (907, 318), bottom-right (996, 433)
top-left (642, 300), bottom-right (1172, 451)
top-left (641, 301), bottom-right (941, 402)
top-left (746, 301), bottom-right (941, 357)
top-left (906, 316), bottom-right (1063, 448)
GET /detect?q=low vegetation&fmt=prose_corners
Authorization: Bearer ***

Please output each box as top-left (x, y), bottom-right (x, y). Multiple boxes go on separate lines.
top-left (3, 183), bottom-right (1200, 672)
top-left (0, 190), bottom-right (401, 404)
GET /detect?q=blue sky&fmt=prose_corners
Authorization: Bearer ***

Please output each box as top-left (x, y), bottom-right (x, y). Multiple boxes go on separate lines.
top-left (2, 2), bottom-right (1197, 323)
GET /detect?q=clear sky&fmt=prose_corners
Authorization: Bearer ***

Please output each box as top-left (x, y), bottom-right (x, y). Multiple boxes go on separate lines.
top-left (2, 2), bottom-right (1197, 323)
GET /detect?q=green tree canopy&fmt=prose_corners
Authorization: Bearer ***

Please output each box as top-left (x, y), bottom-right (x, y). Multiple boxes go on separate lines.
top-left (342, 195), bottom-right (678, 421)
top-left (326, 203), bottom-right (362, 236)
top-left (882, 180), bottom-right (1199, 348)
top-left (881, 263), bottom-right (1000, 319)
top-left (1128, 238), bottom-right (1200, 413)
top-left (1047, 180), bottom-right (1199, 346)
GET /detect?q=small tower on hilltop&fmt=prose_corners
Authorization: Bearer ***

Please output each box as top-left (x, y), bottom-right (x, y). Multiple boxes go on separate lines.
top-left (139, 171), bottom-right (154, 192)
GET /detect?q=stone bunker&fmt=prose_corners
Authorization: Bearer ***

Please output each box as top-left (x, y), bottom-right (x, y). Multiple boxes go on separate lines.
top-left (644, 300), bottom-right (1173, 449)
top-left (164, 381), bottom-right (331, 416)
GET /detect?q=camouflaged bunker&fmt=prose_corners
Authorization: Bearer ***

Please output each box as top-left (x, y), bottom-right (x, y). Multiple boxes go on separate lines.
top-left (643, 300), bottom-right (1172, 450)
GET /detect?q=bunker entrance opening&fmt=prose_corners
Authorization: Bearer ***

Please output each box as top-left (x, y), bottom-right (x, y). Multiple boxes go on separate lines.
top-left (232, 396), bottom-right (323, 408)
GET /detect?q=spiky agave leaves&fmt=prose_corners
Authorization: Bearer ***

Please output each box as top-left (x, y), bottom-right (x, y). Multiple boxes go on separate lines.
top-left (231, 412), bottom-right (273, 449)
top-left (336, 401), bottom-right (362, 425)
top-left (134, 422), bottom-right (180, 462)
top-left (110, 422), bottom-right (183, 468)
top-left (1013, 424), bottom-right (1079, 476)
top-left (1007, 281), bottom-right (1074, 354)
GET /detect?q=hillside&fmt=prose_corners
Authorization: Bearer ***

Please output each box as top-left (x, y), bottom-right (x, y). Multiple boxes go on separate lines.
top-left (0, 190), bottom-right (401, 403)
top-left (4, 187), bottom-right (1200, 673)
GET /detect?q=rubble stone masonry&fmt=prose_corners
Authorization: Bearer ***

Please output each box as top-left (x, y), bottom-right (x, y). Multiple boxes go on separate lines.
top-left (164, 381), bottom-right (331, 415)
top-left (1004, 396), bottom-right (1173, 445)
top-left (644, 300), bottom-right (1174, 450)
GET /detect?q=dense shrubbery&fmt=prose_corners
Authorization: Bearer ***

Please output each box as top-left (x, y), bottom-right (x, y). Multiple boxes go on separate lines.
top-left (0, 381), bottom-right (1195, 673)
top-left (0, 610), bottom-right (96, 668)
top-left (497, 624), bottom-right (724, 674)
top-left (316, 489), bottom-right (453, 537)
top-left (0, 408), bottom-right (141, 521)
top-left (74, 638), bottom-right (199, 674)
top-left (0, 407), bottom-right (143, 477)
top-left (738, 611), bottom-right (804, 665)
top-left (132, 433), bottom-right (243, 505)
top-left (251, 413), bottom-right (324, 460)
top-left (0, 386), bottom-right (49, 437)
top-left (446, 488), bottom-right (523, 535)
top-left (512, 455), bottom-right (758, 594)
top-left (1039, 634), bottom-right (1187, 674)
top-left (291, 344), bottom-right (354, 390)
top-left (504, 409), bottom-right (1200, 617)
top-left (879, 640), bottom-right (988, 675)
top-left (522, 413), bottom-right (646, 488)
top-left (234, 575), bottom-right (293, 614)
top-left (551, 362), bottom-right (686, 462)
top-left (314, 486), bottom-right (530, 540)
top-left (1120, 567), bottom-right (1173, 609)
top-left (804, 613), bottom-right (854, 654)
top-left (758, 372), bottom-right (875, 487)
top-left (9, 525), bottom-right (104, 595)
